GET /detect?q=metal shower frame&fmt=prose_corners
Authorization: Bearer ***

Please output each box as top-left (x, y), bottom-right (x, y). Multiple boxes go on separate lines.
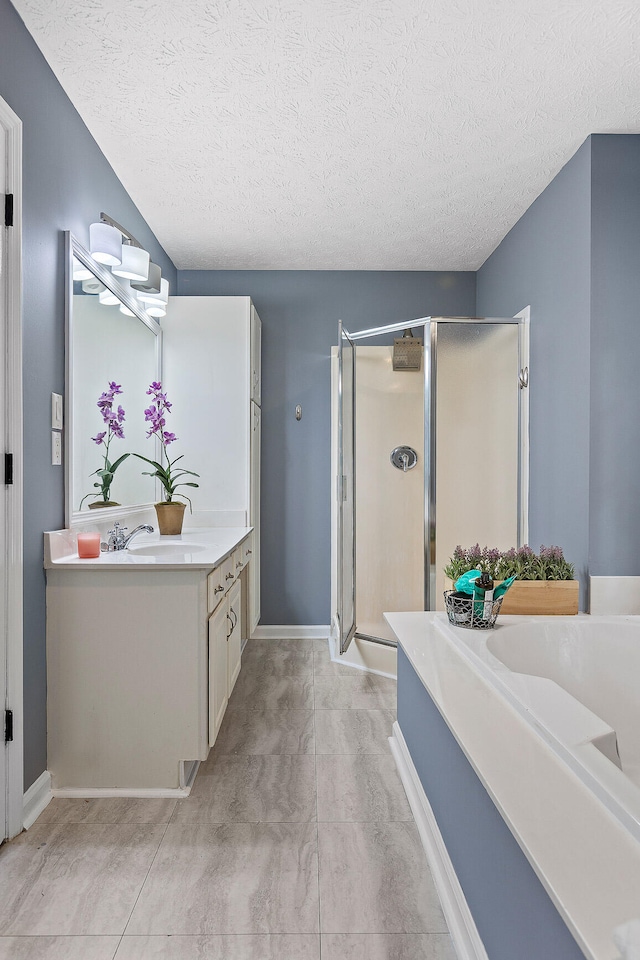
top-left (337, 314), bottom-right (529, 654)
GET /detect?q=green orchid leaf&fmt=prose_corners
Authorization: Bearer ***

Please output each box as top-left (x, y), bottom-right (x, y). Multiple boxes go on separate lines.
top-left (110, 453), bottom-right (130, 472)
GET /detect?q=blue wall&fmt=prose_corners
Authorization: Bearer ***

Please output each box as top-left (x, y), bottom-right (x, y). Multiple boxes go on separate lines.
top-left (478, 134), bottom-right (640, 604)
top-left (178, 270), bottom-right (476, 624)
top-left (397, 646), bottom-right (585, 960)
top-left (0, 0), bottom-right (176, 790)
top-left (477, 139), bottom-right (592, 608)
top-left (589, 135), bottom-right (640, 576)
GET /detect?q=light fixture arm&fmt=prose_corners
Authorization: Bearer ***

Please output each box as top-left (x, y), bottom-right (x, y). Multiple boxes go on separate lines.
top-left (99, 212), bottom-right (144, 250)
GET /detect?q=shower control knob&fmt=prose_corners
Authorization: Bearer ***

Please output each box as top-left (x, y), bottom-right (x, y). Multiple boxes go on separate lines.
top-left (390, 446), bottom-right (418, 472)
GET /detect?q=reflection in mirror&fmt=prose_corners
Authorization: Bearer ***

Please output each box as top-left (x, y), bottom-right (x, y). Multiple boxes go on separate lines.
top-left (66, 234), bottom-right (162, 524)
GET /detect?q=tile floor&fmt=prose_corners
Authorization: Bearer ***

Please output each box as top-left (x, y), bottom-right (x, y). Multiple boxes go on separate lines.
top-left (0, 639), bottom-right (456, 960)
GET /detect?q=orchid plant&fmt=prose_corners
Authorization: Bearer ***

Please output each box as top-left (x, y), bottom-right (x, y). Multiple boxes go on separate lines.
top-left (80, 381), bottom-right (129, 508)
top-left (134, 381), bottom-right (199, 506)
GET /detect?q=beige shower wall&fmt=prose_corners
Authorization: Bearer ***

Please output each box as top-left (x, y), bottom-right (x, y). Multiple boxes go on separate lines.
top-left (435, 323), bottom-right (519, 607)
top-left (355, 347), bottom-right (425, 642)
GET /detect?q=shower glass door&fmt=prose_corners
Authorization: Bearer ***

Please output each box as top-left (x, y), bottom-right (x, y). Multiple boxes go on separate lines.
top-left (334, 314), bottom-right (528, 647)
top-left (337, 321), bottom-right (356, 654)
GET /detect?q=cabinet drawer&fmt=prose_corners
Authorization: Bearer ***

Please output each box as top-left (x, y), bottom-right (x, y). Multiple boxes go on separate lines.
top-left (207, 565), bottom-right (226, 613)
top-left (242, 534), bottom-right (253, 566)
top-left (221, 554), bottom-right (236, 590)
top-left (207, 555), bottom-right (235, 612)
top-left (232, 546), bottom-right (246, 576)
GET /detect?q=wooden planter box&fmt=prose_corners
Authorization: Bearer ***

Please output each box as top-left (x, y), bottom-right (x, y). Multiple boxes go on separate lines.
top-left (498, 579), bottom-right (579, 616)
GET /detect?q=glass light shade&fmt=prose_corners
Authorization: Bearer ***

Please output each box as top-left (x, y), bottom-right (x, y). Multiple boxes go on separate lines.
top-left (112, 243), bottom-right (150, 281)
top-left (145, 302), bottom-right (166, 318)
top-left (119, 302), bottom-right (136, 317)
top-left (132, 261), bottom-right (161, 295)
top-left (81, 278), bottom-right (105, 295)
top-left (72, 257), bottom-right (93, 281)
top-left (137, 277), bottom-right (169, 306)
top-left (99, 288), bottom-right (120, 306)
top-left (89, 222), bottom-right (122, 266)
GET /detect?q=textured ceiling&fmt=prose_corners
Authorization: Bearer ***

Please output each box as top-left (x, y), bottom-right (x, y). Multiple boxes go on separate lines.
top-left (11, 0), bottom-right (640, 270)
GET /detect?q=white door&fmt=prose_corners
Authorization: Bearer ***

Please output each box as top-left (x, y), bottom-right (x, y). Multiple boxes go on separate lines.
top-left (0, 117), bottom-right (7, 840)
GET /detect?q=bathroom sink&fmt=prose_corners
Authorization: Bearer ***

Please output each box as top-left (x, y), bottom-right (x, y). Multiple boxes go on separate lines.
top-left (128, 542), bottom-right (208, 557)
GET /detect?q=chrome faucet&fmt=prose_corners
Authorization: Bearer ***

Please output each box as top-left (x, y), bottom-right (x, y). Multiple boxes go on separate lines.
top-left (101, 522), bottom-right (154, 552)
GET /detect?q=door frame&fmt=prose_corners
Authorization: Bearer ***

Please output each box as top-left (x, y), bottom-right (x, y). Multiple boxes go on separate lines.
top-left (1, 94), bottom-right (23, 841)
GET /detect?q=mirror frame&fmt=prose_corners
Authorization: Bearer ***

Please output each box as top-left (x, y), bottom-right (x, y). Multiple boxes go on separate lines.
top-left (65, 231), bottom-right (162, 527)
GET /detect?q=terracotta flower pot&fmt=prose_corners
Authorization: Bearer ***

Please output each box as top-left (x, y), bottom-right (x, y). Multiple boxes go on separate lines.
top-left (88, 500), bottom-right (120, 509)
top-left (154, 501), bottom-right (186, 536)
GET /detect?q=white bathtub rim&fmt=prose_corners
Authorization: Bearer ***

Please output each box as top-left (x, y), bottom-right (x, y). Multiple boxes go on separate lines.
top-left (431, 613), bottom-right (640, 844)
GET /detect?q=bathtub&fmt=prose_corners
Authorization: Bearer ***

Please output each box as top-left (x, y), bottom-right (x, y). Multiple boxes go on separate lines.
top-left (487, 619), bottom-right (640, 798)
top-left (386, 612), bottom-right (640, 960)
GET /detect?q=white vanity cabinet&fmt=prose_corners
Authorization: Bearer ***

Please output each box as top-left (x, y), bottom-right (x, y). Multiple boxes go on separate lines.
top-left (163, 297), bottom-right (261, 634)
top-left (45, 528), bottom-right (251, 795)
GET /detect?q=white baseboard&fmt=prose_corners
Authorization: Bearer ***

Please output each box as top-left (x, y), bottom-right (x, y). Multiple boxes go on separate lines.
top-left (23, 770), bottom-right (52, 829)
top-left (390, 722), bottom-right (488, 960)
top-left (52, 785), bottom-right (192, 799)
top-left (250, 625), bottom-right (330, 640)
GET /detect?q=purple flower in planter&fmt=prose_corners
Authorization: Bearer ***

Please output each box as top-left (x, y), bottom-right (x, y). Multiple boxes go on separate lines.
top-left (80, 382), bottom-right (129, 509)
top-left (135, 381), bottom-right (199, 506)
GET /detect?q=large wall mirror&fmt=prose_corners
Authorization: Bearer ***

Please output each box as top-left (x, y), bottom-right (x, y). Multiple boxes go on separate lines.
top-left (66, 233), bottom-right (161, 525)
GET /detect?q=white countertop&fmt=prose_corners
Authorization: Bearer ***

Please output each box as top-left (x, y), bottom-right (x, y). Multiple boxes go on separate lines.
top-left (44, 526), bottom-right (252, 571)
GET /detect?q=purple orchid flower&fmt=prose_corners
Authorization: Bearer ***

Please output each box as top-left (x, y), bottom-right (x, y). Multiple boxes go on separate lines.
top-left (136, 381), bottom-right (199, 505)
top-left (80, 382), bottom-right (129, 509)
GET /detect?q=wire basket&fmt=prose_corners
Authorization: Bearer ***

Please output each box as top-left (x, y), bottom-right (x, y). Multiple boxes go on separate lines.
top-left (443, 590), bottom-right (504, 629)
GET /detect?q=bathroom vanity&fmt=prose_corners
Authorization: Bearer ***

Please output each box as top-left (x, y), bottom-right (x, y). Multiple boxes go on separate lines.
top-left (44, 527), bottom-right (253, 796)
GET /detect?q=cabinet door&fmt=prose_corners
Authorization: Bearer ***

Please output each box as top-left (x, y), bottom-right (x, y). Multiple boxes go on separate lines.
top-left (208, 600), bottom-right (229, 746)
top-left (251, 305), bottom-right (262, 406)
top-left (227, 580), bottom-right (242, 696)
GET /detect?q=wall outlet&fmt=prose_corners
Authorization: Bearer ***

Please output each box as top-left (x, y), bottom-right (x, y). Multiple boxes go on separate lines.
top-left (51, 431), bottom-right (62, 466)
top-left (52, 392), bottom-right (63, 430)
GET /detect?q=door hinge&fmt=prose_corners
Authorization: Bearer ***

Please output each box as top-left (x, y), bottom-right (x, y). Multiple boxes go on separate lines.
top-left (4, 194), bottom-right (14, 227)
top-left (4, 453), bottom-right (13, 485)
top-left (4, 710), bottom-right (13, 743)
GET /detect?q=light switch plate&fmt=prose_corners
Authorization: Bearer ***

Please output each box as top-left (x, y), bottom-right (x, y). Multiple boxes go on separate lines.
top-left (52, 431), bottom-right (62, 466)
top-left (52, 392), bottom-right (63, 430)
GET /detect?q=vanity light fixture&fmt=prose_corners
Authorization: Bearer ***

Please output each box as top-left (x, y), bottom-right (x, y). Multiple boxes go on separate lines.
top-left (98, 287), bottom-right (121, 307)
top-left (137, 277), bottom-right (169, 317)
top-left (81, 277), bottom-right (105, 295)
top-left (145, 302), bottom-right (167, 318)
top-left (86, 212), bottom-right (168, 319)
top-left (112, 240), bottom-right (150, 282)
top-left (72, 257), bottom-right (93, 281)
top-left (89, 220), bottom-right (122, 266)
top-left (132, 260), bottom-right (162, 296)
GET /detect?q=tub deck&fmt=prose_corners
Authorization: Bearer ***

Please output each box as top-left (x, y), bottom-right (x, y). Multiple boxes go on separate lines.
top-left (386, 612), bottom-right (640, 960)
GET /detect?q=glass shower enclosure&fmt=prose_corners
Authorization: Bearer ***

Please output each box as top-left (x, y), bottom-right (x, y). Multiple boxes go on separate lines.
top-left (335, 315), bottom-right (529, 655)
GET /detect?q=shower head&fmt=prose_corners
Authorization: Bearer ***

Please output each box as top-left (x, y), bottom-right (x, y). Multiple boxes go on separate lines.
top-left (392, 329), bottom-right (423, 371)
